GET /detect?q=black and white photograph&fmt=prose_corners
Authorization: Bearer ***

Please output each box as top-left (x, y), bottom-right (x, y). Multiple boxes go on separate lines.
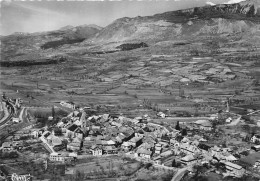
top-left (0, 0), bottom-right (260, 180)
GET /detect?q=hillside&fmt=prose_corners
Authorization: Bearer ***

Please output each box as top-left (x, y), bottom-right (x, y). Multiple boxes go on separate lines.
top-left (0, 24), bottom-right (102, 64)
top-left (90, 0), bottom-right (260, 43)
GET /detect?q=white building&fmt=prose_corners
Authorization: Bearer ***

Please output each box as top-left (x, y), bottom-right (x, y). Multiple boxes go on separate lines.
top-left (12, 118), bottom-right (21, 123)
top-left (251, 135), bottom-right (260, 143)
top-left (49, 152), bottom-right (77, 162)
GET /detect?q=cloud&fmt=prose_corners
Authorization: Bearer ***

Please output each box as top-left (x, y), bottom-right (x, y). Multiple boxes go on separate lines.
top-left (206, 2), bottom-right (216, 6)
top-left (1, 2), bottom-right (74, 34)
top-left (12, 3), bottom-right (64, 18)
top-left (224, 0), bottom-right (245, 4)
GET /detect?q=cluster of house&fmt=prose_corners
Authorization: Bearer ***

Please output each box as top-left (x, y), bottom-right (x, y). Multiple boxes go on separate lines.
top-left (1, 107), bottom-right (259, 179)
top-left (30, 109), bottom-right (257, 178)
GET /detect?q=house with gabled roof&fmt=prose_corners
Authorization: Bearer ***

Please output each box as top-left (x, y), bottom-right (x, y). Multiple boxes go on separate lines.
top-left (122, 142), bottom-right (132, 151)
top-left (154, 143), bottom-right (162, 155)
top-left (139, 142), bottom-right (154, 150)
top-left (67, 137), bottom-right (82, 152)
top-left (251, 135), bottom-right (260, 144)
top-left (74, 127), bottom-right (84, 139)
top-left (90, 145), bottom-right (103, 156)
top-left (181, 154), bottom-right (202, 165)
top-left (0, 142), bottom-right (13, 152)
top-left (103, 145), bottom-right (118, 155)
top-left (129, 136), bottom-right (143, 148)
top-left (180, 143), bottom-right (200, 155)
top-left (136, 148), bottom-right (152, 159)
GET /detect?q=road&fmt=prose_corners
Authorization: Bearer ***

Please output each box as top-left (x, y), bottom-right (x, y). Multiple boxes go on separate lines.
top-left (0, 101), bottom-right (15, 127)
top-left (0, 102), bottom-right (10, 125)
top-left (152, 117), bottom-right (210, 123)
top-left (226, 116), bottom-right (242, 126)
top-left (19, 107), bottom-right (25, 123)
top-left (171, 166), bottom-right (190, 181)
top-left (40, 136), bottom-right (55, 153)
top-left (162, 155), bottom-right (176, 165)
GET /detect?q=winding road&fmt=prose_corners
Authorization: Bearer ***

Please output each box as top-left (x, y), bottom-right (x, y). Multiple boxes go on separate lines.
top-left (171, 166), bottom-right (191, 181)
top-left (0, 101), bottom-right (15, 127)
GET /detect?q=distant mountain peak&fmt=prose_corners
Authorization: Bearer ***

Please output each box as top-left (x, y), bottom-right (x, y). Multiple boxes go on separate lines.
top-left (59, 25), bottom-right (74, 30)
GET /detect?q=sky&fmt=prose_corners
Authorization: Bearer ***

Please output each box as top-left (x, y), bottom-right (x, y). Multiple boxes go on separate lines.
top-left (0, 0), bottom-right (245, 35)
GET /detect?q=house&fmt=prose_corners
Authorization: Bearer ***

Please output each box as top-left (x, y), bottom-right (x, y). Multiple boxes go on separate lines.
top-left (153, 156), bottom-right (162, 165)
top-left (121, 142), bottom-right (132, 151)
top-left (67, 137), bottom-right (82, 151)
top-left (193, 120), bottom-right (212, 131)
top-left (105, 140), bottom-right (116, 146)
top-left (251, 145), bottom-right (260, 152)
top-left (225, 154), bottom-right (238, 162)
top-left (103, 146), bottom-right (118, 155)
top-left (90, 145), bottom-right (103, 156)
top-left (253, 160), bottom-right (260, 168)
top-left (154, 144), bottom-right (162, 154)
top-left (180, 143), bottom-right (200, 154)
top-left (160, 150), bottom-right (173, 157)
top-left (251, 135), bottom-right (260, 144)
top-left (226, 117), bottom-right (232, 123)
top-left (166, 128), bottom-right (180, 138)
top-left (136, 148), bottom-right (152, 159)
top-left (67, 142), bottom-right (81, 152)
top-left (157, 112), bottom-right (166, 118)
top-left (128, 136), bottom-right (142, 148)
top-left (49, 152), bottom-right (77, 163)
top-left (74, 127), bottom-right (84, 139)
top-left (222, 161), bottom-right (245, 177)
top-left (12, 117), bottom-right (21, 123)
top-left (170, 139), bottom-right (179, 146)
top-left (116, 133), bottom-right (127, 143)
top-left (48, 116), bottom-right (54, 121)
top-left (181, 154), bottom-right (202, 165)
top-left (31, 130), bottom-right (39, 138)
top-left (210, 145), bottom-right (222, 154)
top-left (222, 147), bottom-right (232, 153)
top-left (83, 137), bottom-right (95, 150)
top-left (0, 142), bottom-right (13, 152)
top-left (198, 143), bottom-right (211, 152)
top-left (50, 152), bottom-right (67, 162)
top-left (111, 121), bottom-right (122, 128)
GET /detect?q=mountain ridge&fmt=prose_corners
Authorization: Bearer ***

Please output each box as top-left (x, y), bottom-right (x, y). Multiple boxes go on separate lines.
top-left (1, 0), bottom-right (260, 64)
top-left (89, 0), bottom-right (260, 43)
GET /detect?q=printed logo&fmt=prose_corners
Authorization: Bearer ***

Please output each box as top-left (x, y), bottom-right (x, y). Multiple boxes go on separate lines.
top-left (11, 173), bottom-right (31, 181)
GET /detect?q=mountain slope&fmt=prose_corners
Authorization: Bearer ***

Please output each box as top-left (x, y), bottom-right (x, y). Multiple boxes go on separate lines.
top-left (1, 24), bottom-right (102, 62)
top-left (89, 0), bottom-right (260, 43)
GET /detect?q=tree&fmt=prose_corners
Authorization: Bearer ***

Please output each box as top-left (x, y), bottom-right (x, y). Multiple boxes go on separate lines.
top-left (8, 151), bottom-right (19, 158)
top-left (172, 159), bottom-right (176, 167)
top-left (247, 5), bottom-right (255, 17)
top-left (175, 121), bottom-right (180, 130)
top-left (212, 121), bottom-right (217, 131)
top-left (54, 128), bottom-right (62, 136)
top-left (181, 128), bottom-right (187, 136)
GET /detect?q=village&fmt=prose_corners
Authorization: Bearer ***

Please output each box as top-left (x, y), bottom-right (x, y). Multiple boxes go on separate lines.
top-left (0, 93), bottom-right (260, 181)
